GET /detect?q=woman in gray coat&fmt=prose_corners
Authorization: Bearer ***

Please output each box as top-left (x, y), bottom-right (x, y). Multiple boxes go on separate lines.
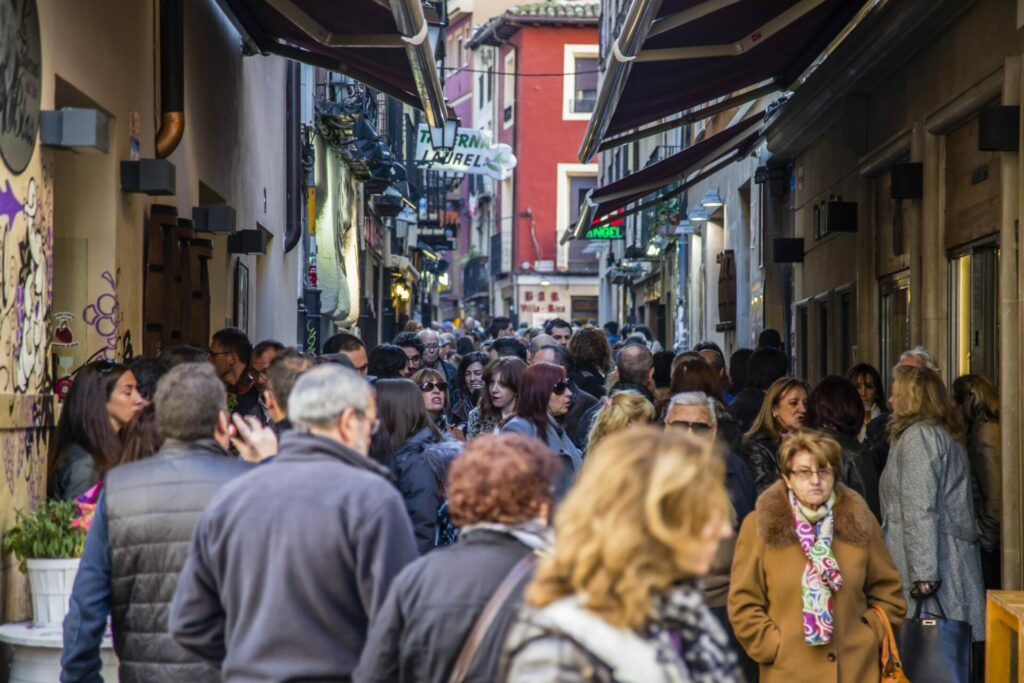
top-left (879, 365), bottom-right (985, 643)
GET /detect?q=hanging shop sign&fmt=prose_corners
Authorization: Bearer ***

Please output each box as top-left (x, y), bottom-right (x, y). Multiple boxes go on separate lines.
top-left (584, 207), bottom-right (625, 240)
top-left (416, 124), bottom-right (517, 180)
top-left (0, 0), bottom-right (42, 174)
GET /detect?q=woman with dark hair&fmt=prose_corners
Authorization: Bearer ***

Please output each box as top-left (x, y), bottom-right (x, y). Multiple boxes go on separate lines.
top-left (455, 335), bottom-right (476, 358)
top-left (651, 351), bottom-right (675, 405)
top-left (48, 360), bottom-right (147, 500)
top-left (411, 367), bottom-right (449, 428)
top-left (468, 357), bottom-right (526, 439)
top-left (450, 351), bottom-right (489, 429)
top-left (368, 344), bottom-right (409, 380)
top-left (356, 434), bottom-right (556, 682)
top-left (376, 379), bottom-right (461, 554)
top-left (846, 363), bottom-right (886, 442)
top-left (669, 356), bottom-right (742, 452)
top-left (567, 328), bottom-right (611, 399)
top-left (502, 362), bottom-right (581, 497)
top-left (805, 375), bottom-right (880, 519)
top-left (740, 377), bottom-right (810, 494)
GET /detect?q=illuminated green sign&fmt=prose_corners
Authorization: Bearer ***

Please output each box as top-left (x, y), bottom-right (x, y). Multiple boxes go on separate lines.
top-left (584, 223), bottom-right (624, 240)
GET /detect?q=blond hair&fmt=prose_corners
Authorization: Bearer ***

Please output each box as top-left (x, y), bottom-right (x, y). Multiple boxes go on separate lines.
top-left (889, 365), bottom-right (965, 442)
top-left (744, 377), bottom-right (809, 444)
top-left (778, 429), bottom-right (842, 474)
top-left (526, 426), bottom-right (731, 630)
top-left (585, 391), bottom-right (655, 452)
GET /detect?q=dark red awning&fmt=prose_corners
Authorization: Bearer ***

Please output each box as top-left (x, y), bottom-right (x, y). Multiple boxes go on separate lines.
top-left (216, 0), bottom-right (446, 120)
top-left (579, 0), bottom-right (870, 161)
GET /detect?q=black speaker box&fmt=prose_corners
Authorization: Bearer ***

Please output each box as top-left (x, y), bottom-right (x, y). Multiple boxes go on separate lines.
top-left (773, 238), bottom-right (804, 263)
top-left (979, 106), bottom-right (1019, 151)
top-left (890, 163), bottom-right (922, 199)
top-left (825, 200), bottom-right (858, 232)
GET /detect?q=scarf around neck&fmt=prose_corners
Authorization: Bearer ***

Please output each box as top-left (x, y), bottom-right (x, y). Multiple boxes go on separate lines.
top-left (647, 582), bottom-right (741, 683)
top-left (789, 489), bottom-right (843, 646)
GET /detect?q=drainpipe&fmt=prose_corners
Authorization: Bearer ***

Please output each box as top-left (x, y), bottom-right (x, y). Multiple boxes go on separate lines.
top-left (155, 0), bottom-right (184, 158)
top-left (284, 62), bottom-right (302, 254)
top-left (389, 0), bottom-right (448, 129)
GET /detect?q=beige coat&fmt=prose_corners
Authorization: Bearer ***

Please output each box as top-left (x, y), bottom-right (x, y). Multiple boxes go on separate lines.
top-left (728, 482), bottom-right (905, 683)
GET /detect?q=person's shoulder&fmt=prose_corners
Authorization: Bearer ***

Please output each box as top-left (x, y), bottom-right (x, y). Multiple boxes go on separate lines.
top-left (502, 416), bottom-right (534, 435)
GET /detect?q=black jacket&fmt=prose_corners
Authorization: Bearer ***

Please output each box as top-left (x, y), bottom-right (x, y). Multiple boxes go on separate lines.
top-left (729, 387), bottom-right (765, 434)
top-left (170, 431), bottom-right (418, 682)
top-left (571, 365), bottom-right (606, 400)
top-left (354, 528), bottom-right (540, 683)
top-left (393, 428), bottom-right (449, 554)
top-left (739, 430), bottom-right (781, 495)
top-left (825, 428), bottom-right (881, 521)
top-left (564, 383), bottom-right (599, 450)
top-left (105, 438), bottom-right (252, 682)
top-left (861, 412), bottom-right (891, 474)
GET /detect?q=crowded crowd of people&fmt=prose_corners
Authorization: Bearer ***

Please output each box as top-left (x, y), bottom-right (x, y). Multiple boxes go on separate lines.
top-left (52, 316), bottom-right (996, 682)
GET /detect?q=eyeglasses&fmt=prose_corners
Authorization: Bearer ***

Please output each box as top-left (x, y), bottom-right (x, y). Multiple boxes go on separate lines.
top-left (667, 420), bottom-right (713, 435)
top-left (788, 467), bottom-right (834, 482)
top-left (552, 381), bottom-right (569, 395)
top-left (422, 344), bottom-right (439, 350)
top-left (420, 381), bottom-right (449, 393)
top-left (406, 355), bottom-right (421, 364)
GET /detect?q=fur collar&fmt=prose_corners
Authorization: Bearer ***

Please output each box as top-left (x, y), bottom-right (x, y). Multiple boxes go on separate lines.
top-left (756, 481), bottom-right (873, 548)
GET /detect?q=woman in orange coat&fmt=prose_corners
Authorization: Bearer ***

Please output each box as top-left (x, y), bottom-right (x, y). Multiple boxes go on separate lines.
top-left (728, 429), bottom-right (905, 683)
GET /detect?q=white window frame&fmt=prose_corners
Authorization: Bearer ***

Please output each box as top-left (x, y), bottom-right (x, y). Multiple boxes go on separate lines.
top-left (556, 163), bottom-right (599, 269)
top-left (503, 50), bottom-right (516, 129)
top-left (562, 44), bottom-right (599, 121)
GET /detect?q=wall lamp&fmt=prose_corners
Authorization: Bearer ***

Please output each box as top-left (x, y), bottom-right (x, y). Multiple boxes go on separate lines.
top-left (701, 189), bottom-right (723, 209)
top-left (688, 207), bottom-right (709, 223)
top-left (429, 119), bottom-right (460, 152)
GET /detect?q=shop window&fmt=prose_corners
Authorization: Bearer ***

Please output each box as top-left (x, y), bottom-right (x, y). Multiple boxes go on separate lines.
top-left (817, 297), bottom-right (829, 381)
top-left (948, 241), bottom-right (999, 382)
top-left (879, 272), bottom-right (910, 391)
top-left (838, 288), bottom-right (855, 375)
top-left (796, 303), bottom-right (809, 381)
top-left (571, 296), bottom-right (598, 323)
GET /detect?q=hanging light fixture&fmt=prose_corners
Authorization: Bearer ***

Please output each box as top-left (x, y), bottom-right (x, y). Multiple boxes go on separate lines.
top-left (429, 118), bottom-right (460, 152)
top-left (689, 206), bottom-right (709, 223)
top-left (701, 189), bottom-right (724, 209)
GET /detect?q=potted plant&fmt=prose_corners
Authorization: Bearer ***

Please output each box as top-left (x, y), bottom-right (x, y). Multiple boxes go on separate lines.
top-left (3, 499), bottom-right (90, 627)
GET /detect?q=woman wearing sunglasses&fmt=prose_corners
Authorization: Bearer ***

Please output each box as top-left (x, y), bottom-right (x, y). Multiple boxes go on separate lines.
top-left (729, 429), bottom-right (905, 683)
top-left (48, 359), bottom-right (147, 500)
top-left (412, 368), bottom-right (450, 429)
top-left (502, 362), bottom-right (581, 498)
top-left (377, 378), bottom-right (462, 555)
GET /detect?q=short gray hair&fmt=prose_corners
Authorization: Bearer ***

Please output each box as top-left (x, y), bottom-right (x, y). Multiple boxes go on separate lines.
top-left (418, 329), bottom-right (439, 344)
top-left (154, 363), bottom-right (226, 441)
top-left (665, 391), bottom-right (717, 428)
top-left (899, 346), bottom-right (939, 373)
top-left (289, 364), bottom-right (372, 430)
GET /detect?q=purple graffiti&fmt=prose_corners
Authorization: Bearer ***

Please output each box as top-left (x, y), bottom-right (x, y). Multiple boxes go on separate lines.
top-left (82, 271), bottom-right (120, 359)
top-left (0, 179), bottom-right (24, 228)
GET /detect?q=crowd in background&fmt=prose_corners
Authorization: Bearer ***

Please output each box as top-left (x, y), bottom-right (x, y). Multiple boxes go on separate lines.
top-left (49, 314), bottom-right (999, 682)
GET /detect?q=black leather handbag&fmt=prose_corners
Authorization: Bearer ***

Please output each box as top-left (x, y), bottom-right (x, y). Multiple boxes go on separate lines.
top-left (897, 594), bottom-right (971, 683)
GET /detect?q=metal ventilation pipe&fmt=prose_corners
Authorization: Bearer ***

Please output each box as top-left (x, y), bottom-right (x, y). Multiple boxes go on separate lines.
top-left (155, 0), bottom-right (185, 158)
top-left (284, 61), bottom-right (302, 254)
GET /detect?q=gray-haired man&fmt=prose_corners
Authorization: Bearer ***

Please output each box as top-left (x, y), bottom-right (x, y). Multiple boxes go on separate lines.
top-left (62, 363), bottom-right (252, 682)
top-left (170, 364), bottom-right (418, 681)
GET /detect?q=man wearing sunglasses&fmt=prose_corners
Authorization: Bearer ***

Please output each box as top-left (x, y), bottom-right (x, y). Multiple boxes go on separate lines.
top-left (209, 328), bottom-right (268, 424)
top-left (664, 390), bottom-right (758, 681)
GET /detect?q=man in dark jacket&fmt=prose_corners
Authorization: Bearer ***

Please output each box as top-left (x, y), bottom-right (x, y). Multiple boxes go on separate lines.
top-left (577, 342), bottom-right (655, 443)
top-left (729, 346), bottom-right (788, 433)
top-left (261, 349), bottom-right (315, 434)
top-left (531, 344), bottom-right (597, 450)
top-left (170, 364), bottom-right (418, 681)
top-left (209, 327), bottom-right (267, 422)
top-left (61, 362), bottom-right (253, 682)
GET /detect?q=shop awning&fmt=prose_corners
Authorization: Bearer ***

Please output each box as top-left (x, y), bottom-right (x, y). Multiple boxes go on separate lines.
top-left (216, 0), bottom-right (447, 127)
top-left (578, 0), bottom-right (871, 161)
top-left (564, 114), bottom-right (761, 243)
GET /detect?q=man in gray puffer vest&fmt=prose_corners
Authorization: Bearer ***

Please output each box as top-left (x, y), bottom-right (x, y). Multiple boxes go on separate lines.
top-left (61, 363), bottom-right (253, 682)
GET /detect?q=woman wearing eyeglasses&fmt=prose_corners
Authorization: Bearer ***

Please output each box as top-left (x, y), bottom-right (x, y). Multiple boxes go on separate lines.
top-left (740, 377), bottom-right (810, 495)
top-left (48, 360), bottom-right (147, 500)
top-left (502, 362), bottom-right (581, 498)
top-left (412, 368), bottom-right (450, 429)
top-left (377, 379), bottom-right (462, 555)
top-left (729, 429), bottom-right (905, 683)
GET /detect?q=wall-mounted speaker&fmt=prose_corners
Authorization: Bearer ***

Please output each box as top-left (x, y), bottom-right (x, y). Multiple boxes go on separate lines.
top-left (979, 106), bottom-right (1019, 151)
top-left (825, 200), bottom-right (858, 233)
top-left (773, 238), bottom-right (804, 263)
top-left (890, 162), bottom-right (922, 199)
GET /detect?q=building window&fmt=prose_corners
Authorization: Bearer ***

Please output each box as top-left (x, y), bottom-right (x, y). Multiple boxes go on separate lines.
top-left (568, 175), bottom-right (599, 272)
top-left (948, 241), bottom-right (999, 381)
top-left (879, 271), bottom-right (910, 391)
top-left (563, 45), bottom-right (598, 120)
top-left (503, 51), bottom-right (515, 125)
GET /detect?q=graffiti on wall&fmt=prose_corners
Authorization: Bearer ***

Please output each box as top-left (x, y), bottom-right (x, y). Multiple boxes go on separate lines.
top-left (82, 270), bottom-right (122, 360)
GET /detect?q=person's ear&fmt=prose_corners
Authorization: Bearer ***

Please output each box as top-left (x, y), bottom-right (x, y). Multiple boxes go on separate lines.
top-left (262, 389), bottom-right (277, 413)
top-left (215, 410), bottom-right (231, 441)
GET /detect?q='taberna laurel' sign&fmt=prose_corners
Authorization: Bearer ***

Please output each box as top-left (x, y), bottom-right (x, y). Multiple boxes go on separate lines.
top-left (416, 124), bottom-right (517, 181)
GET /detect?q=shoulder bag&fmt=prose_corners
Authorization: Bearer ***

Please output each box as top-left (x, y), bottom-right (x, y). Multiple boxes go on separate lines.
top-left (447, 551), bottom-right (538, 683)
top-left (895, 594), bottom-right (971, 683)
top-left (870, 604), bottom-right (910, 683)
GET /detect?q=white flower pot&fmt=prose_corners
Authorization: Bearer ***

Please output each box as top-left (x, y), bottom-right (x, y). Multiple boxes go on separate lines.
top-left (25, 558), bottom-right (80, 628)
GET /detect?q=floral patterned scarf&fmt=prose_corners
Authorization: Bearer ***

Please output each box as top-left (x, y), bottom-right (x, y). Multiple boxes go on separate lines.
top-left (789, 489), bottom-right (843, 645)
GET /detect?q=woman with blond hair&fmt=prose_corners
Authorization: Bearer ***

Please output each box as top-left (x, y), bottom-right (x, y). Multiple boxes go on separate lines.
top-left (952, 373), bottom-right (1002, 589)
top-left (503, 426), bottom-right (739, 682)
top-left (729, 429), bottom-right (905, 683)
top-left (584, 390), bottom-right (654, 453)
top-left (740, 377), bottom-right (809, 494)
top-left (880, 365), bottom-right (985, 643)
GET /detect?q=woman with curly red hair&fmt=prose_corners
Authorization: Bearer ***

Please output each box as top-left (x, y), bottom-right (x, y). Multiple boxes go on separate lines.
top-left (355, 434), bottom-right (556, 683)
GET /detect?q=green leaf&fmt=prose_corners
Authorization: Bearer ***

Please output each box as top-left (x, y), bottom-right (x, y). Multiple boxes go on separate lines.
top-left (2, 500), bottom-right (87, 573)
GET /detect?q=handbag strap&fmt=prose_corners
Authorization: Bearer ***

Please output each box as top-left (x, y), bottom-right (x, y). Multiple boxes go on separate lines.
top-left (448, 551), bottom-right (538, 683)
top-left (871, 604), bottom-right (903, 670)
top-left (912, 592), bottom-right (948, 619)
